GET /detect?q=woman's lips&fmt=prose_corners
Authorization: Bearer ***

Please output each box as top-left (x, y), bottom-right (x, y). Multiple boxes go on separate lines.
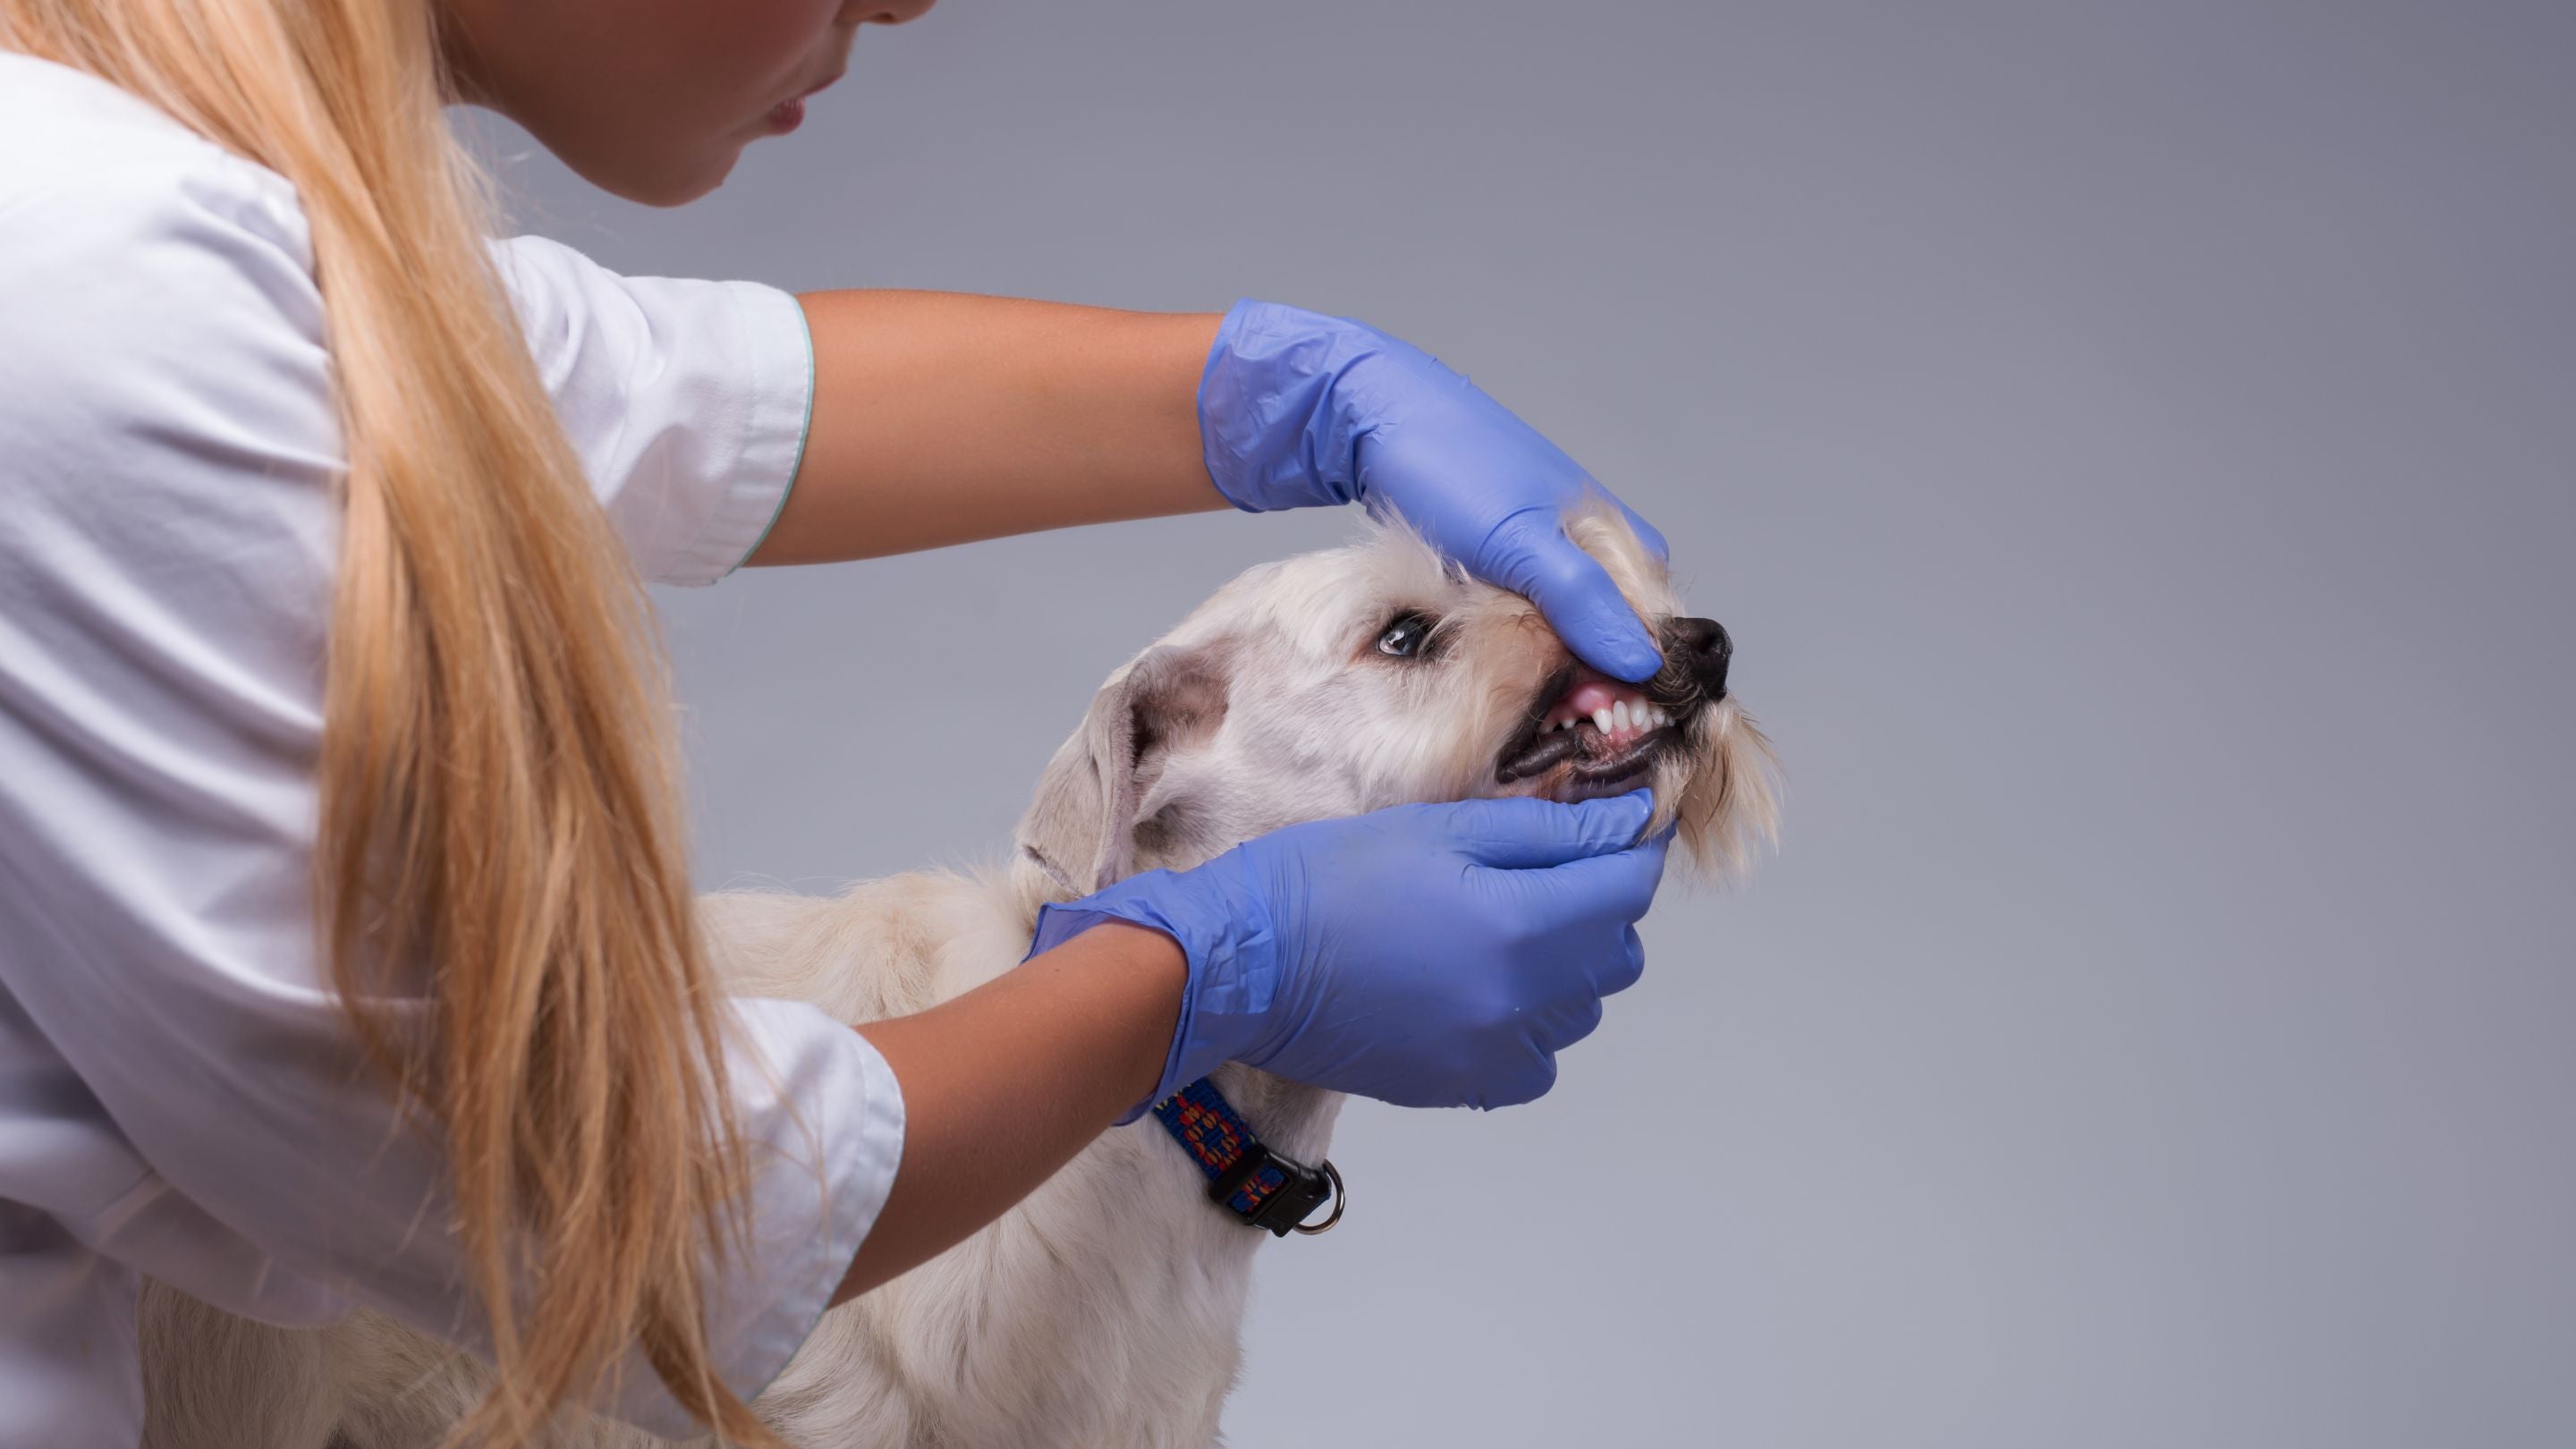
top-left (765, 71), bottom-right (841, 135)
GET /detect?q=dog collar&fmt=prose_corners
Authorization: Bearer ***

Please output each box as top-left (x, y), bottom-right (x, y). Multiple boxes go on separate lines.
top-left (1150, 1077), bottom-right (1345, 1238)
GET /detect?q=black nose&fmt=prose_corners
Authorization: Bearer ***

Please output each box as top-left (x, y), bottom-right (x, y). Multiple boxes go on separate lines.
top-left (1669, 616), bottom-right (1732, 699)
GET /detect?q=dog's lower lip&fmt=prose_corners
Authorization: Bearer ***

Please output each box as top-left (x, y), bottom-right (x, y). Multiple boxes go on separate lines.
top-left (1555, 752), bottom-right (1660, 801)
top-left (1496, 718), bottom-right (1679, 793)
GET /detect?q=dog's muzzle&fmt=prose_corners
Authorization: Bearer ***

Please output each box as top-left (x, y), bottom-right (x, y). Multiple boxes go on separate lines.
top-left (1494, 615), bottom-right (1732, 797)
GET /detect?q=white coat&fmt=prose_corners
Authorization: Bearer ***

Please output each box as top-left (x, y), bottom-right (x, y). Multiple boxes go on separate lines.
top-left (0, 50), bottom-right (902, 1447)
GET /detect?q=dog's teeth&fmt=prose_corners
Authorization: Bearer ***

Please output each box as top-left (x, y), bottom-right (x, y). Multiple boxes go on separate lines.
top-left (1591, 707), bottom-right (1614, 734)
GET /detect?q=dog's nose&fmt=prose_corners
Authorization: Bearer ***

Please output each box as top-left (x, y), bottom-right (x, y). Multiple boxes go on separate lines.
top-left (1669, 616), bottom-right (1732, 698)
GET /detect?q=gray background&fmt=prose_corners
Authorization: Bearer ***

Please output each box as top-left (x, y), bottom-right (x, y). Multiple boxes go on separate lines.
top-left (478, 3), bottom-right (2574, 1445)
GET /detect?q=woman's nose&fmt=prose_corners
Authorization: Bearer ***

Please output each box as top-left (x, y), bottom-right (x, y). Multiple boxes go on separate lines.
top-left (1667, 616), bottom-right (1733, 699)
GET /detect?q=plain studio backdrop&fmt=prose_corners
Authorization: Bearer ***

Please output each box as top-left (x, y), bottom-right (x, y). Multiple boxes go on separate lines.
top-left (470, 4), bottom-right (2572, 1445)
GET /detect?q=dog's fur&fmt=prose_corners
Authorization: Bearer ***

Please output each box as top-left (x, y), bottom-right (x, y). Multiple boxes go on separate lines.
top-left (139, 511), bottom-right (1776, 1448)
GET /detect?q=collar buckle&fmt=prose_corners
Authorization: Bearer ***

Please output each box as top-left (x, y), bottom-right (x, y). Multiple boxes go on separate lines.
top-left (1211, 1145), bottom-right (1343, 1237)
top-left (1151, 1077), bottom-right (1347, 1237)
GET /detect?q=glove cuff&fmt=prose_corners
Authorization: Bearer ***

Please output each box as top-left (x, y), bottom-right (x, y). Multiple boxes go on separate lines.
top-left (1023, 854), bottom-right (1278, 1123)
top-left (1196, 299), bottom-right (1381, 514)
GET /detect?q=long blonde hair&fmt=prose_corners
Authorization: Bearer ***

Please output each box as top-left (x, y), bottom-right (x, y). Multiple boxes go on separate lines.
top-left (0, 1), bottom-right (771, 1442)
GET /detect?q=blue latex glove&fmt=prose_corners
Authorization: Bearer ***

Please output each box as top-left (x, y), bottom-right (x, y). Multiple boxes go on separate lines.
top-left (1198, 299), bottom-right (1672, 682)
top-left (1030, 791), bottom-right (1671, 1115)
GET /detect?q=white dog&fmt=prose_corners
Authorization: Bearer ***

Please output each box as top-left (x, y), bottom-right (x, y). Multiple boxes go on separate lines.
top-left (140, 510), bottom-right (1776, 1448)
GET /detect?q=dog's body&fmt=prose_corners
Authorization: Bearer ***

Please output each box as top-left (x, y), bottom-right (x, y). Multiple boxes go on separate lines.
top-left (140, 514), bottom-right (1774, 1448)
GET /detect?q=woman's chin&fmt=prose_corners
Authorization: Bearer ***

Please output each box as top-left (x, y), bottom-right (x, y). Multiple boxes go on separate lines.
top-left (564, 140), bottom-right (741, 209)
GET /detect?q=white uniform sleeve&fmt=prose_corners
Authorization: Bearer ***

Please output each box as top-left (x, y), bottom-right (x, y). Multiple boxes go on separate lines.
top-left (0, 141), bottom-right (893, 1434)
top-left (490, 233), bottom-right (815, 586)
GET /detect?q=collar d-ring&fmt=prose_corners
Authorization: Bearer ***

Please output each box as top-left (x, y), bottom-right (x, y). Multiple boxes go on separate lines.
top-left (1290, 1159), bottom-right (1345, 1235)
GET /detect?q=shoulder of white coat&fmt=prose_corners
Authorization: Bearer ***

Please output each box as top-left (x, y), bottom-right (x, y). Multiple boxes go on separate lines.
top-left (0, 53), bottom-right (340, 613)
top-left (0, 52), bottom-right (332, 441)
top-left (0, 49), bottom-right (315, 275)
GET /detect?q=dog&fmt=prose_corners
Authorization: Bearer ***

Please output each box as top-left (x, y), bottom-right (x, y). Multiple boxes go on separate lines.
top-left (139, 507), bottom-right (1777, 1447)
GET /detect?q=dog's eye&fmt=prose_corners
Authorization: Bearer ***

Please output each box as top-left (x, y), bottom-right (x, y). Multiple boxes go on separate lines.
top-left (1376, 611), bottom-right (1436, 659)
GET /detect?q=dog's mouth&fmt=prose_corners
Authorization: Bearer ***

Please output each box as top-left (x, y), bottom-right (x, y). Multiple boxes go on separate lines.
top-left (1495, 663), bottom-right (1703, 801)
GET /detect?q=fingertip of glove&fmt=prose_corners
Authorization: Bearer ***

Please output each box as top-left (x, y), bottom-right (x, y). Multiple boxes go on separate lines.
top-left (1580, 787), bottom-right (1656, 841)
top-left (1571, 618), bottom-right (1665, 684)
top-left (1604, 639), bottom-right (1668, 685)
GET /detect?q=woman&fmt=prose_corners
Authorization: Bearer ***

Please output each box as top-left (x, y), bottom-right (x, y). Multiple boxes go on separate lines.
top-left (0, 2), bottom-right (1676, 1445)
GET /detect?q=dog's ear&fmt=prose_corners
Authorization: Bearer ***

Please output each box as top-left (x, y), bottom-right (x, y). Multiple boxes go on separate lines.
top-left (1016, 641), bottom-right (1233, 894)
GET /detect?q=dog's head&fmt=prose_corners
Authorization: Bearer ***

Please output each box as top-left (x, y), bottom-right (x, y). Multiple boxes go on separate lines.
top-left (1017, 507), bottom-right (1778, 896)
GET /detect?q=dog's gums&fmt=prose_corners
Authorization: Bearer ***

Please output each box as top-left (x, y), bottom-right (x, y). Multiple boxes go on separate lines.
top-left (1542, 671), bottom-right (1678, 738)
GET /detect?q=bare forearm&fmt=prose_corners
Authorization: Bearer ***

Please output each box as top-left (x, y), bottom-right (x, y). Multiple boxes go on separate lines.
top-left (833, 921), bottom-right (1182, 1302)
top-left (749, 292), bottom-right (1225, 564)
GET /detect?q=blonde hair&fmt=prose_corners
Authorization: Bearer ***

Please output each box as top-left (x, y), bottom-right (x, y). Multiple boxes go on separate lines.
top-left (0, 1), bottom-right (773, 1443)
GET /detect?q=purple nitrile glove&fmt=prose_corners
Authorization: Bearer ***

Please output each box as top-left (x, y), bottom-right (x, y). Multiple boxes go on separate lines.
top-left (1197, 299), bottom-right (1671, 683)
top-left (1030, 790), bottom-right (1670, 1118)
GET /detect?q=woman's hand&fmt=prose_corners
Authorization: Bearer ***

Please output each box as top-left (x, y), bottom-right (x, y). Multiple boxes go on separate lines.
top-left (1198, 300), bottom-right (1671, 682)
top-left (1030, 790), bottom-right (1671, 1114)
top-left (757, 292), bottom-right (1664, 682)
top-left (839, 791), bottom-right (1665, 1300)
